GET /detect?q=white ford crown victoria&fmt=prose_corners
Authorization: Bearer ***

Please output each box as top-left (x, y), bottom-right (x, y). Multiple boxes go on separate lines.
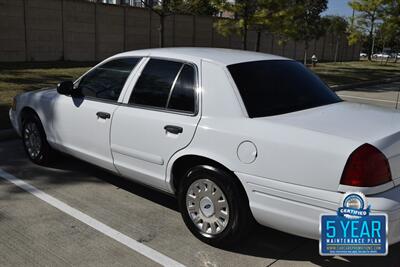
top-left (9, 48), bottom-right (400, 247)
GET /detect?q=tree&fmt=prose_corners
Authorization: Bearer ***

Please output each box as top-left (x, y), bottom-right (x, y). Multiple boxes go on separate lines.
top-left (213, 0), bottom-right (258, 50)
top-left (348, 0), bottom-right (387, 60)
top-left (252, 0), bottom-right (297, 52)
top-left (323, 16), bottom-right (349, 63)
top-left (141, 0), bottom-right (175, 48)
top-left (382, 0), bottom-right (400, 62)
top-left (289, 0), bottom-right (328, 65)
top-left (347, 7), bottom-right (365, 48)
top-left (141, 0), bottom-right (216, 47)
top-left (182, 0), bottom-right (218, 16)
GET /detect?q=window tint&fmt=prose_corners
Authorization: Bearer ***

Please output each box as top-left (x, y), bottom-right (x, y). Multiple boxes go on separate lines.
top-left (167, 64), bottom-right (196, 113)
top-left (78, 58), bottom-right (140, 101)
top-left (130, 59), bottom-right (183, 108)
top-left (227, 60), bottom-right (341, 118)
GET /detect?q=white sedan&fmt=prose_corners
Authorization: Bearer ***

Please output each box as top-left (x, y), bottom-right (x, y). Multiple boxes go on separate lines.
top-left (372, 53), bottom-right (390, 59)
top-left (9, 48), bottom-right (400, 246)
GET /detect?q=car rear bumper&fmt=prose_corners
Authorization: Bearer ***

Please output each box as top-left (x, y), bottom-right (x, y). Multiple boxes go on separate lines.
top-left (236, 172), bottom-right (400, 245)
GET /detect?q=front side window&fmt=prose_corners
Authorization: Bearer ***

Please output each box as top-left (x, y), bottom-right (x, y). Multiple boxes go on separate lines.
top-left (227, 60), bottom-right (341, 118)
top-left (129, 59), bottom-right (197, 113)
top-left (77, 57), bottom-right (140, 101)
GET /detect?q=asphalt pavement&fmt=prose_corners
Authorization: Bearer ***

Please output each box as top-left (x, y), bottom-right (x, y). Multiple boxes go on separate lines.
top-left (1, 82), bottom-right (400, 267)
top-left (337, 81), bottom-right (400, 109)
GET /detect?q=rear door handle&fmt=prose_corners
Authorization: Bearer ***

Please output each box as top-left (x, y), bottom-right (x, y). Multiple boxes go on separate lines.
top-left (96, 111), bottom-right (111, 119)
top-left (164, 125), bottom-right (183, 134)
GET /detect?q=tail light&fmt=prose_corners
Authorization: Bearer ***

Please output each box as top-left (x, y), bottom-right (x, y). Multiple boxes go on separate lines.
top-left (340, 144), bottom-right (392, 187)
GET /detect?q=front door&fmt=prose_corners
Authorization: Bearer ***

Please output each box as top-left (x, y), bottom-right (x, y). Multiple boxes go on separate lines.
top-left (52, 57), bottom-right (141, 171)
top-left (110, 58), bottom-right (201, 190)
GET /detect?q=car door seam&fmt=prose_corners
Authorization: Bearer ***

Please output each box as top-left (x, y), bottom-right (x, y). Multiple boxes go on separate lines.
top-left (109, 104), bottom-right (122, 175)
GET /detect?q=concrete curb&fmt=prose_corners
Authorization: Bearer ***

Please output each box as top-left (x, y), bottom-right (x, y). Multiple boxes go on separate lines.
top-left (331, 77), bottom-right (400, 91)
top-left (0, 129), bottom-right (18, 141)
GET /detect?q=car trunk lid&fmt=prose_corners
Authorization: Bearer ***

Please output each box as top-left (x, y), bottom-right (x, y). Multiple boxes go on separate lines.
top-left (262, 101), bottom-right (400, 185)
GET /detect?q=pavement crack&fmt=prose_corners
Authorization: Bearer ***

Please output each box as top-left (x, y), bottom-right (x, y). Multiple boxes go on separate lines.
top-left (265, 240), bottom-right (310, 267)
top-left (137, 232), bottom-right (156, 243)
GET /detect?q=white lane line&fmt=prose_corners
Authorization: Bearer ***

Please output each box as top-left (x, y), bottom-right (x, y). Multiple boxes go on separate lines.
top-left (338, 94), bottom-right (397, 104)
top-left (0, 169), bottom-right (185, 267)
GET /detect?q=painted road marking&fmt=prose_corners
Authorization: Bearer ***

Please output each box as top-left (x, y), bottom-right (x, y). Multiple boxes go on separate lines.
top-left (0, 169), bottom-right (185, 267)
top-left (338, 94), bottom-right (398, 104)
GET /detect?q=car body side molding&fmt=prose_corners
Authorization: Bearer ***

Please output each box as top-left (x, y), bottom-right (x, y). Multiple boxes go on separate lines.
top-left (111, 144), bottom-right (164, 165)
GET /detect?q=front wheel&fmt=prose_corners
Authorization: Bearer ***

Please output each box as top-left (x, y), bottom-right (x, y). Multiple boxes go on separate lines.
top-left (178, 165), bottom-right (253, 247)
top-left (21, 113), bottom-right (54, 165)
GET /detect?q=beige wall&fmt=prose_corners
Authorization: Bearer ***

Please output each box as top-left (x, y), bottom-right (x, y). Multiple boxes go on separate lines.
top-left (0, 0), bottom-right (360, 62)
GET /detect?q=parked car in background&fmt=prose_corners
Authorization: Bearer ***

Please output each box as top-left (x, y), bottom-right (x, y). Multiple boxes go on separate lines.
top-left (359, 52), bottom-right (367, 58)
top-left (9, 48), bottom-right (400, 247)
top-left (372, 52), bottom-right (390, 59)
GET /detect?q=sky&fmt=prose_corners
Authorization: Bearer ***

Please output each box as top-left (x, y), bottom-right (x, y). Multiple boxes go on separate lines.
top-left (324, 0), bottom-right (354, 17)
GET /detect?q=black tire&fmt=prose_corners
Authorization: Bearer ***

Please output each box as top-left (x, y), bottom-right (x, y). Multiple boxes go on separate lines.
top-left (21, 113), bottom-right (54, 165)
top-left (178, 165), bottom-right (254, 247)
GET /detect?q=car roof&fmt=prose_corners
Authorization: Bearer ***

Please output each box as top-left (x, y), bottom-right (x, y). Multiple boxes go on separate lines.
top-left (114, 47), bottom-right (290, 66)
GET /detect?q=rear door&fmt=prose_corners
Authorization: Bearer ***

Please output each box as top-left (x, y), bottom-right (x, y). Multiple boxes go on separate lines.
top-left (110, 58), bottom-right (201, 190)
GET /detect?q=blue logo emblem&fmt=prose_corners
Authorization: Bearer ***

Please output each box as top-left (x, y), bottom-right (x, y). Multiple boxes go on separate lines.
top-left (338, 193), bottom-right (370, 218)
top-left (320, 192), bottom-right (388, 256)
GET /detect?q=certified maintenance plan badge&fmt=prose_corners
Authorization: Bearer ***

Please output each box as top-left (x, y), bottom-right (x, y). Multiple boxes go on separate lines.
top-left (320, 192), bottom-right (388, 256)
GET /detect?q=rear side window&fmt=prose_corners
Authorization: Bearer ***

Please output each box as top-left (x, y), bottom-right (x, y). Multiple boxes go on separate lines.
top-left (167, 64), bottom-right (196, 113)
top-left (129, 59), bottom-right (182, 108)
top-left (78, 57), bottom-right (140, 101)
top-left (130, 59), bottom-right (197, 113)
top-left (228, 60), bottom-right (341, 118)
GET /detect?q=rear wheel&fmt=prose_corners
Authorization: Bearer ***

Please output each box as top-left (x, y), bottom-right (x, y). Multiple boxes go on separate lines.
top-left (178, 165), bottom-right (253, 247)
top-left (21, 113), bottom-right (54, 165)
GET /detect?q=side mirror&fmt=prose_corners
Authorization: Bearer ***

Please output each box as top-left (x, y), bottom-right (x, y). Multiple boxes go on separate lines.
top-left (57, 81), bottom-right (74, 95)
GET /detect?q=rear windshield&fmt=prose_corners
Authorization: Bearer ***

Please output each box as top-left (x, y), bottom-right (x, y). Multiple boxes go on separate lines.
top-left (227, 60), bottom-right (341, 118)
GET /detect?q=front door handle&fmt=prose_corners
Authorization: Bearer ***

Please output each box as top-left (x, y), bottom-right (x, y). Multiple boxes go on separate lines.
top-left (164, 125), bottom-right (183, 134)
top-left (96, 111), bottom-right (111, 119)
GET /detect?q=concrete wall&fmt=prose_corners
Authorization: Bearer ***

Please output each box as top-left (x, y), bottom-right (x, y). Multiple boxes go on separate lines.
top-left (0, 0), bottom-right (26, 61)
top-left (64, 0), bottom-right (95, 61)
top-left (125, 7), bottom-right (151, 50)
top-left (0, 0), bottom-right (360, 62)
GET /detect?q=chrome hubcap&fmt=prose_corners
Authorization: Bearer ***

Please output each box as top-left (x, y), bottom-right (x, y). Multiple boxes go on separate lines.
top-left (186, 179), bottom-right (229, 235)
top-left (24, 122), bottom-right (42, 159)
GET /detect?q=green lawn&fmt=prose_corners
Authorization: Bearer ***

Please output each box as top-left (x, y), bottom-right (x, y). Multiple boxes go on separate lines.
top-left (0, 60), bottom-right (399, 130)
top-left (0, 62), bottom-right (92, 129)
top-left (312, 60), bottom-right (400, 86)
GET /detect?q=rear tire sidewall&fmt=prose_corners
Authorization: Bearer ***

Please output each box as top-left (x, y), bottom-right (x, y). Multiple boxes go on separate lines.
top-left (22, 114), bottom-right (51, 165)
top-left (178, 165), bottom-right (251, 247)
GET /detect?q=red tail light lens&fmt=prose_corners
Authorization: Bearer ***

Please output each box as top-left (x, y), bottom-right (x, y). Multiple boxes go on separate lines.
top-left (340, 144), bottom-right (392, 187)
